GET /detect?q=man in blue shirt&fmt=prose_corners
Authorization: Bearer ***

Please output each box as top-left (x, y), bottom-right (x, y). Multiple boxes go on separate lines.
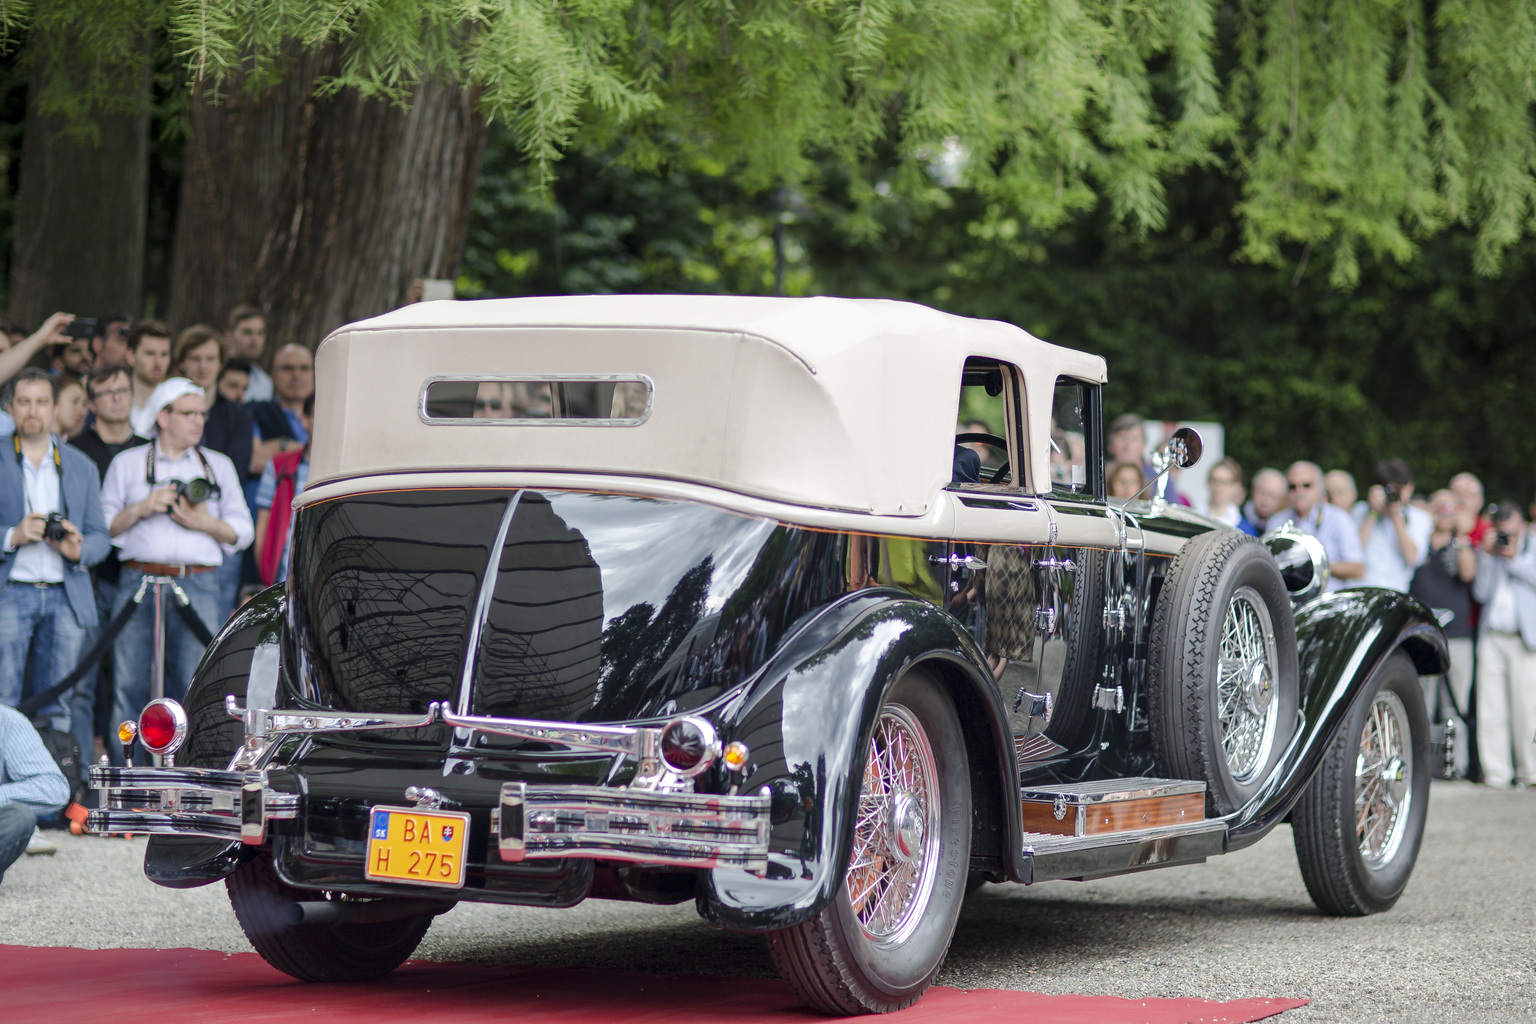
top-left (1267, 460), bottom-right (1366, 590)
top-left (0, 704), bottom-right (69, 881)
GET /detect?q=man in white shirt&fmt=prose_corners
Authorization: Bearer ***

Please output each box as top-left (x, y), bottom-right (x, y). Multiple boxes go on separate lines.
top-left (1358, 458), bottom-right (1433, 592)
top-left (100, 378), bottom-right (252, 761)
top-left (0, 370), bottom-right (110, 759)
top-left (1267, 461), bottom-right (1365, 591)
top-left (1472, 504), bottom-right (1536, 789)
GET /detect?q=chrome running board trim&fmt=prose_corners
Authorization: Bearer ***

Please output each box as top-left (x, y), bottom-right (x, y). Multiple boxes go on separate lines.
top-left (1023, 819), bottom-right (1227, 883)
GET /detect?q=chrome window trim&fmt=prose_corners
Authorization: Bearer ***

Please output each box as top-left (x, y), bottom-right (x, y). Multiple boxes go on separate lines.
top-left (417, 373), bottom-right (655, 426)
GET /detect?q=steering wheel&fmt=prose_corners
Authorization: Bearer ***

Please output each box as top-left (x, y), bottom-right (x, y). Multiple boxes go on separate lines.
top-left (954, 432), bottom-right (1011, 485)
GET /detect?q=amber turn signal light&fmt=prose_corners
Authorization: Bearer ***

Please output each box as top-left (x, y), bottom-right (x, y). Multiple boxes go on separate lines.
top-left (723, 741), bottom-right (750, 771)
top-left (117, 720), bottom-right (138, 745)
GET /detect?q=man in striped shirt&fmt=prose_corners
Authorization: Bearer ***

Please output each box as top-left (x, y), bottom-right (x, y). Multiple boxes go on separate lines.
top-left (0, 705), bottom-right (68, 881)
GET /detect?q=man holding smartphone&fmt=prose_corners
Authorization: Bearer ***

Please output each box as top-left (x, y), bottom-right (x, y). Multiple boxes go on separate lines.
top-left (1473, 503), bottom-right (1536, 789)
top-left (0, 369), bottom-right (111, 759)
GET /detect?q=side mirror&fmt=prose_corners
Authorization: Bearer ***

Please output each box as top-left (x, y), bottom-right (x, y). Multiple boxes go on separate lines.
top-left (1164, 426), bottom-right (1203, 469)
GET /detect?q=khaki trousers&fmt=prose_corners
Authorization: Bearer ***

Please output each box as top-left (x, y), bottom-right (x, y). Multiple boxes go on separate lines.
top-left (1475, 631), bottom-right (1536, 786)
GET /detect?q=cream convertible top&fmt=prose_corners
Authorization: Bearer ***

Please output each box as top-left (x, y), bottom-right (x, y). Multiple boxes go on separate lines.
top-left (310, 295), bottom-right (1107, 517)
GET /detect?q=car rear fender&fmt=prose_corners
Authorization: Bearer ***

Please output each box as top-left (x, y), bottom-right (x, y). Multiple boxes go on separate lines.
top-left (142, 584), bottom-right (288, 888)
top-left (1222, 587), bottom-right (1448, 851)
top-left (697, 590), bottom-right (1018, 931)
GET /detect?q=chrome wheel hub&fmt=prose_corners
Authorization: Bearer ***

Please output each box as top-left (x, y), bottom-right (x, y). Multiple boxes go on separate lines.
top-left (1217, 587), bottom-right (1281, 783)
top-left (889, 791), bottom-right (925, 864)
top-left (1356, 691), bottom-right (1413, 868)
top-left (846, 703), bottom-right (941, 948)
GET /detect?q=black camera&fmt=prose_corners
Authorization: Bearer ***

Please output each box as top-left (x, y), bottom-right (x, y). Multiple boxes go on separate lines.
top-left (1496, 531), bottom-right (1512, 548)
top-left (1384, 484), bottom-right (1402, 505)
top-left (173, 478), bottom-right (221, 505)
top-left (43, 512), bottom-right (69, 543)
top-left (64, 317), bottom-right (97, 340)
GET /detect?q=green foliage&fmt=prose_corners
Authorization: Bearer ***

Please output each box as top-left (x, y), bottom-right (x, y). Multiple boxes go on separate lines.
top-left (462, 136), bottom-right (1536, 500)
top-left (5, 1), bottom-right (1532, 278)
top-left (458, 127), bottom-right (816, 298)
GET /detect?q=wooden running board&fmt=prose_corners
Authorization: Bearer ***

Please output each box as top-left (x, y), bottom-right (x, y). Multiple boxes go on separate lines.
top-left (1020, 777), bottom-right (1205, 838)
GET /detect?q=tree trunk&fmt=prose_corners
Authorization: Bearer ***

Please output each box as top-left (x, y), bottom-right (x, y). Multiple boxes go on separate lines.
top-left (170, 45), bottom-right (486, 351)
top-left (164, 51), bottom-right (321, 332)
top-left (8, 35), bottom-right (149, 328)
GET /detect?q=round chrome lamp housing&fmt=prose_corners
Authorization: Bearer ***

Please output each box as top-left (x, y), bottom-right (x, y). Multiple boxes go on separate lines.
top-left (659, 716), bottom-right (720, 777)
top-left (1261, 523), bottom-right (1330, 606)
top-left (137, 698), bottom-right (190, 757)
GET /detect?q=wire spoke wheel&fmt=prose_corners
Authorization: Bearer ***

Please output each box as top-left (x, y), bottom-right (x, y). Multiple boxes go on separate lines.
top-left (846, 704), bottom-right (941, 947)
top-left (1216, 586), bottom-right (1280, 782)
top-left (765, 670), bottom-right (970, 1015)
top-left (1292, 650), bottom-right (1430, 916)
top-left (1355, 690), bottom-right (1413, 868)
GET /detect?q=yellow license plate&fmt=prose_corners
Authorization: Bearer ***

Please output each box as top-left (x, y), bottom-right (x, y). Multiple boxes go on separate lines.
top-left (364, 806), bottom-right (472, 889)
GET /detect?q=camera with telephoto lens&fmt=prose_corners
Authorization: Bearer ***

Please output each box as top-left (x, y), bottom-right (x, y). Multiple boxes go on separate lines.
top-left (172, 477), bottom-right (220, 505)
top-left (42, 512), bottom-right (68, 543)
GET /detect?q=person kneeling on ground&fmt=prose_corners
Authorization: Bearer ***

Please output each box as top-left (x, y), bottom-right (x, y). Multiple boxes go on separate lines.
top-left (0, 704), bottom-right (69, 878)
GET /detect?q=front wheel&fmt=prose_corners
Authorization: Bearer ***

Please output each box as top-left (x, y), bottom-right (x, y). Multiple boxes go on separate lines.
top-left (226, 853), bottom-right (434, 981)
top-left (766, 669), bottom-right (971, 1014)
top-left (1292, 650), bottom-right (1431, 915)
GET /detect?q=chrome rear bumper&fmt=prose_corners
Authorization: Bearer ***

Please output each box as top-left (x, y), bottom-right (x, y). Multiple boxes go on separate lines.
top-left (87, 765), bottom-right (298, 844)
top-left (495, 781), bottom-right (771, 872)
top-left (88, 764), bottom-right (773, 874)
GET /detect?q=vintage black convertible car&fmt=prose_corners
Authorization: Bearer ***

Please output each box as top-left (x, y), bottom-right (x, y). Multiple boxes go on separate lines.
top-left (92, 296), bottom-right (1447, 1013)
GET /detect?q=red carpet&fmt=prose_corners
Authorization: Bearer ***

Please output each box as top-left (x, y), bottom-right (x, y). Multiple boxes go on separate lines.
top-left (1, 945), bottom-right (1306, 1023)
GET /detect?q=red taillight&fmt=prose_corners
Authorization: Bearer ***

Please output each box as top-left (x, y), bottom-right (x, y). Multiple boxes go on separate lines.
top-left (660, 717), bottom-right (718, 777)
top-left (138, 699), bottom-right (187, 755)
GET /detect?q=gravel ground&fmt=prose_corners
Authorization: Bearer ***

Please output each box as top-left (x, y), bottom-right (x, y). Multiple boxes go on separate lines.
top-left (2, 779), bottom-right (1531, 1021)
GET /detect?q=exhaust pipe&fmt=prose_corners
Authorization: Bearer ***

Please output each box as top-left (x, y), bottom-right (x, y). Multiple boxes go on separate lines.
top-left (284, 898), bottom-right (453, 927)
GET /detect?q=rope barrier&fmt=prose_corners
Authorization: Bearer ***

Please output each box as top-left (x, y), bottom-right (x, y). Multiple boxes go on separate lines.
top-left (16, 574), bottom-right (216, 718)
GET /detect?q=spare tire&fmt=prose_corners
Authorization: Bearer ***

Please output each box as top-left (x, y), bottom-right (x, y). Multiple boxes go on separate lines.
top-left (1148, 529), bottom-right (1299, 816)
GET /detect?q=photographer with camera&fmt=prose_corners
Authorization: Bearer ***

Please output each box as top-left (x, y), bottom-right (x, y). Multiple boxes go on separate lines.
top-left (1472, 503), bottom-right (1536, 789)
top-left (0, 370), bottom-right (110, 766)
top-left (1359, 457), bottom-right (1433, 592)
top-left (100, 378), bottom-right (252, 762)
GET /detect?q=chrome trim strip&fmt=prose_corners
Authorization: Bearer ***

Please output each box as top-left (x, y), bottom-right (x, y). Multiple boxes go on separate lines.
top-left (1020, 777), bottom-right (1206, 804)
top-left (456, 491), bottom-right (523, 719)
top-left (438, 705), bottom-right (654, 758)
top-left (225, 695), bottom-right (439, 740)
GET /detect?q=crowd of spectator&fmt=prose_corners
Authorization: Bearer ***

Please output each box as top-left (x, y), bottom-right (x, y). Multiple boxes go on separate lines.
top-left (0, 306), bottom-right (314, 866)
top-left (1171, 444), bottom-right (1536, 790)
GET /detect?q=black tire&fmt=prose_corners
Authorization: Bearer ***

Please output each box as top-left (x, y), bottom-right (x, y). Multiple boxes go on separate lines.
top-left (226, 853), bottom-right (433, 981)
top-left (766, 669), bottom-right (971, 1014)
top-left (1148, 530), bottom-right (1299, 816)
top-left (1292, 650), bottom-right (1430, 915)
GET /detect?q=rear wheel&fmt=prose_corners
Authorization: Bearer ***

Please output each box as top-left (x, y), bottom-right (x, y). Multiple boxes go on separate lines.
top-left (766, 670), bottom-right (970, 1014)
top-left (226, 852), bottom-right (433, 981)
top-left (1293, 651), bottom-right (1430, 915)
